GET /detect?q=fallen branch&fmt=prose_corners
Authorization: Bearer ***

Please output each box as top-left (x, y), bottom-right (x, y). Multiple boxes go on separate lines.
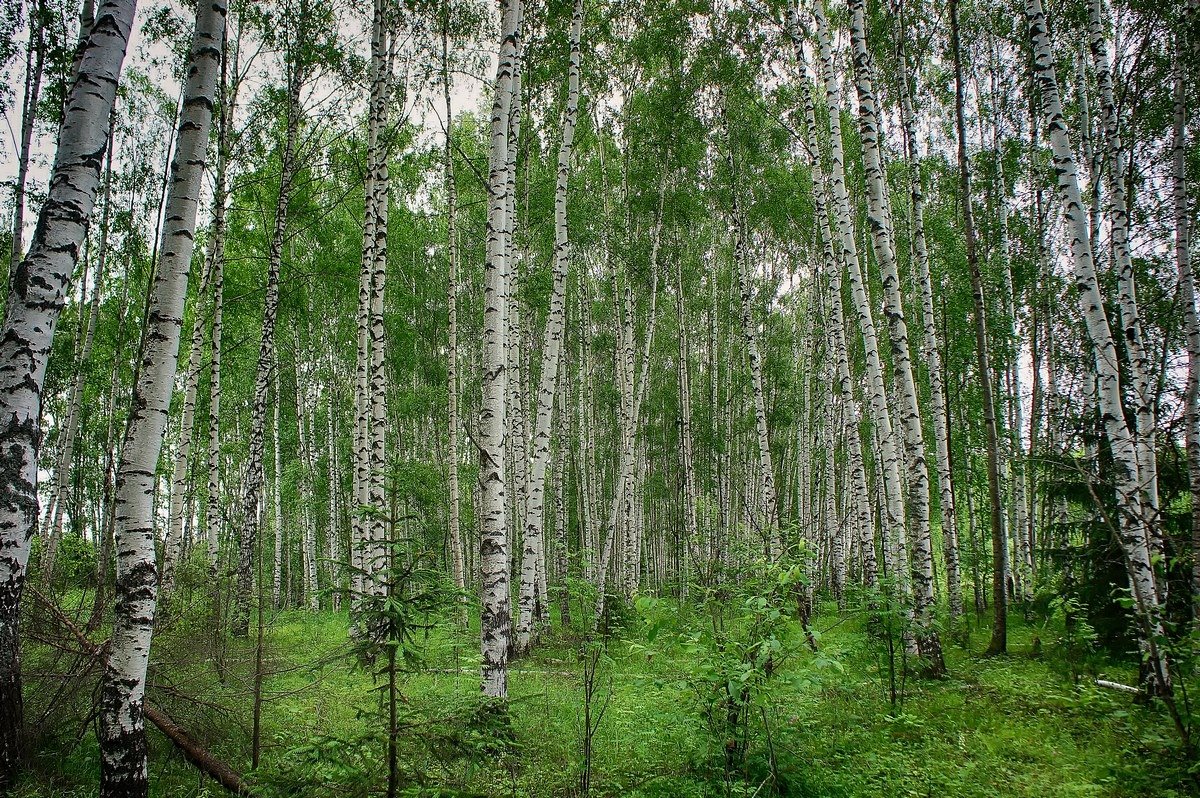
top-left (29, 586), bottom-right (252, 795)
top-left (1095, 679), bottom-right (1141, 695)
top-left (144, 704), bottom-right (250, 795)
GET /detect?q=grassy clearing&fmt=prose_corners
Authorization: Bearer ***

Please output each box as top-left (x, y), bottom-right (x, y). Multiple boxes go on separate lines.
top-left (17, 597), bottom-right (1193, 797)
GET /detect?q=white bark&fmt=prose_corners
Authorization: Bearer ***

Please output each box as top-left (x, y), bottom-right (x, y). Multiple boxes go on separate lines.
top-left (516, 0), bottom-right (582, 650)
top-left (1025, 0), bottom-right (1168, 691)
top-left (99, 3), bottom-right (223, 793)
top-left (0, 2), bottom-right (134, 785)
top-left (480, 0), bottom-right (521, 698)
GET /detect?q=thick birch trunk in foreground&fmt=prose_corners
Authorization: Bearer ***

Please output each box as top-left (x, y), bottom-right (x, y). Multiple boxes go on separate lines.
top-left (480, 0), bottom-right (521, 698)
top-left (1025, 0), bottom-right (1168, 691)
top-left (515, 0), bottom-right (582, 652)
top-left (99, 3), bottom-right (224, 794)
top-left (0, 2), bottom-right (134, 787)
top-left (848, 0), bottom-right (942, 673)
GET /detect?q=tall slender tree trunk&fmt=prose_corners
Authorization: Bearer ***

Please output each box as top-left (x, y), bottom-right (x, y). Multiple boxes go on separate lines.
top-left (893, 13), bottom-right (962, 625)
top-left (6, 0), bottom-right (46, 296)
top-left (1086, 0), bottom-right (1161, 564)
top-left (480, 0), bottom-right (522, 699)
top-left (233, 48), bottom-right (302, 638)
top-left (787, 10), bottom-right (876, 590)
top-left (849, 0), bottom-right (943, 673)
top-left (0, 2), bottom-right (135, 786)
top-left (950, 0), bottom-right (1007, 656)
top-left (813, 2), bottom-right (908, 593)
top-left (442, 6), bottom-right (466, 616)
top-left (99, 4), bottom-right (224, 794)
top-left (1176, 0), bottom-right (1200, 623)
top-left (727, 140), bottom-right (780, 561)
top-left (516, 0), bottom-right (582, 651)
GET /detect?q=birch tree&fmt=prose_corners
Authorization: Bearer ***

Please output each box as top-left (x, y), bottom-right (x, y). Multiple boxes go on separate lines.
top-left (1025, 0), bottom-right (1170, 693)
top-left (0, 2), bottom-right (134, 786)
top-left (98, 2), bottom-right (224, 793)
top-left (515, 0), bottom-right (582, 652)
top-left (480, 0), bottom-right (522, 698)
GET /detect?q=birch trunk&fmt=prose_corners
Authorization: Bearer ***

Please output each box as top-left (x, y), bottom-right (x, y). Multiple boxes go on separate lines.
top-left (42, 138), bottom-right (114, 585)
top-left (516, 0), bottom-right (582, 650)
top-left (812, 2), bottom-right (908, 592)
top-left (6, 0), bottom-right (46, 292)
top-left (1176, 0), bottom-right (1200, 621)
top-left (233, 53), bottom-right (301, 638)
top-left (0, 2), bottom-right (134, 786)
top-left (1086, 0), bottom-right (1161, 559)
top-left (728, 144), bottom-right (780, 560)
top-left (892, 12), bottom-right (962, 624)
top-left (442, 9), bottom-right (466, 612)
top-left (99, 3), bottom-right (223, 794)
top-left (162, 219), bottom-right (214, 595)
top-left (949, 0), bottom-right (1008, 655)
top-left (1025, 0), bottom-right (1169, 692)
top-left (848, 0), bottom-right (942, 673)
top-left (480, 0), bottom-right (521, 698)
top-left (787, 11), bottom-right (876, 590)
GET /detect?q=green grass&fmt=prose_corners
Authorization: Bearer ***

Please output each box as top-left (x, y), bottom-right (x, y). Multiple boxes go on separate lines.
top-left (16, 596), bottom-right (1195, 797)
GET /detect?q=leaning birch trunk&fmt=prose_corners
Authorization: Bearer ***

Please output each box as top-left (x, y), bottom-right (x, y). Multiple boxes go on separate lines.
top-left (232, 56), bottom-right (301, 638)
top-left (0, 2), bottom-right (134, 787)
top-left (1025, 0), bottom-right (1169, 692)
top-left (99, 3), bottom-right (223, 794)
top-left (786, 10), bottom-right (877, 589)
top-left (812, 2), bottom-right (908, 591)
top-left (1086, 0), bottom-right (1161, 562)
top-left (950, 0), bottom-right (1007, 656)
top-left (480, 0), bottom-right (521, 699)
top-left (848, 0), bottom-right (943, 674)
top-left (515, 0), bottom-right (582, 651)
top-left (892, 12), bottom-right (963, 624)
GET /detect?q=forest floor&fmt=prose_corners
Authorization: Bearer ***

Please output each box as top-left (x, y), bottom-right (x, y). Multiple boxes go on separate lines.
top-left (19, 594), bottom-right (1196, 797)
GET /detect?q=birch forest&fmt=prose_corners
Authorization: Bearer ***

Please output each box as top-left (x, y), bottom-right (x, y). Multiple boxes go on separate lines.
top-left (1, 0), bottom-right (1199, 795)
